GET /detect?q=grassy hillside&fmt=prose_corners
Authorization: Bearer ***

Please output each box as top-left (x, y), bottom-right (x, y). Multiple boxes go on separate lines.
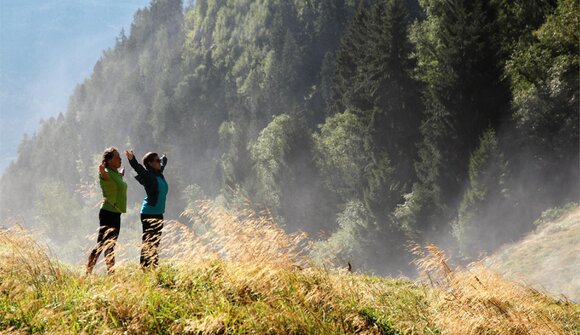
top-left (1, 203), bottom-right (578, 334)
top-left (486, 204), bottom-right (580, 303)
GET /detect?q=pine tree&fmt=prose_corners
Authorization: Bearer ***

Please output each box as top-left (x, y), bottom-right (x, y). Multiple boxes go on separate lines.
top-left (399, 0), bottom-right (511, 239)
top-left (452, 129), bottom-right (508, 259)
top-left (330, 0), bottom-right (422, 211)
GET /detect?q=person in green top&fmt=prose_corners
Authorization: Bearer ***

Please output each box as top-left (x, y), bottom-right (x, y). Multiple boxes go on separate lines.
top-left (86, 147), bottom-right (127, 275)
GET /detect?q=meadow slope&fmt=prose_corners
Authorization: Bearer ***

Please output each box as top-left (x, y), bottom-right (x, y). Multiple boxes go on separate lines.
top-left (486, 204), bottom-right (580, 302)
top-left (1, 203), bottom-right (579, 334)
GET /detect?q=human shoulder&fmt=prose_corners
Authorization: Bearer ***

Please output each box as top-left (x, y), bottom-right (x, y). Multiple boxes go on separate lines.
top-left (102, 168), bottom-right (122, 182)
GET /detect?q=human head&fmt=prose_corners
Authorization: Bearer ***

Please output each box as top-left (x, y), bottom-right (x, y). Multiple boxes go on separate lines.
top-left (142, 152), bottom-right (161, 171)
top-left (102, 147), bottom-right (121, 169)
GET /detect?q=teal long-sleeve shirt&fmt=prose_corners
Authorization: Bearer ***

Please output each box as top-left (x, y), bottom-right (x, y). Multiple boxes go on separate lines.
top-left (141, 175), bottom-right (168, 215)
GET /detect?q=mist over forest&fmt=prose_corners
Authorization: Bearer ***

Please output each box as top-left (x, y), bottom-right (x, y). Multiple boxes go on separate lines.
top-left (0, 0), bottom-right (577, 276)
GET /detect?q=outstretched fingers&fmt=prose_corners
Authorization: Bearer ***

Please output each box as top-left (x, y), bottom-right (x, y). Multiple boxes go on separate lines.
top-left (125, 150), bottom-right (134, 160)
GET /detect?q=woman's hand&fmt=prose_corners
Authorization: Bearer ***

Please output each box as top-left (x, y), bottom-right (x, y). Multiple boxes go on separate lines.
top-left (99, 162), bottom-right (109, 180)
top-left (125, 150), bottom-right (134, 161)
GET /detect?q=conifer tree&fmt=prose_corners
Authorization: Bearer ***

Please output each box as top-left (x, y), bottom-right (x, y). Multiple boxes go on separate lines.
top-left (453, 129), bottom-right (508, 258)
top-left (399, 0), bottom-right (511, 239)
top-left (330, 0), bottom-right (422, 211)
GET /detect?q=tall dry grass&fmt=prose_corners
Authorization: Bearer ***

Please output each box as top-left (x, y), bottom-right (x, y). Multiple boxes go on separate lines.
top-left (0, 202), bottom-right (578, 334)
top-left (168, 200), bottom-right (311, 269)
top-left (2, 201), bottom-right (430, 334)
top-left (0, 225), bottom-right (66, 287)
top-left (412, 243), bottom-right (579, 335)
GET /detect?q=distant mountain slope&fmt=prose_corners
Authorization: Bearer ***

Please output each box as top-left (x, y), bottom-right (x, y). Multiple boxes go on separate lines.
top-left (485, 205), bottom-right (580, 302)
top-left (0, 0), bottom-right (150, 172)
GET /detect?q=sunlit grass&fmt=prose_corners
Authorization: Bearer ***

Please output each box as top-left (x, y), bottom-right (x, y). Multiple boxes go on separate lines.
top-left (413, 244), bottom-right (579, 334)
top-left (486, 205), bottom-right (580, 303)
top-left (1, 202), bottom-right (578, 334)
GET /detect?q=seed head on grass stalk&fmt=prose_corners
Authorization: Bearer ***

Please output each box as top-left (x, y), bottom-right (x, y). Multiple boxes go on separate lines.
top-left (410, 242), bottom-right (453, 288)
top-left (0, 226), bottom-right (66, 287)
top-left (176, 200), bottom-right (311, 270)
top-left (411, 242), bottom-right (578, 334)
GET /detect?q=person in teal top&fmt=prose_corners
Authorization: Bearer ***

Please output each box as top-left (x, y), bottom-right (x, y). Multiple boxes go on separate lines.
top-left (86, 147), bottom-right (127, 275)
top-left (125, 150), bottom-right (168, 269)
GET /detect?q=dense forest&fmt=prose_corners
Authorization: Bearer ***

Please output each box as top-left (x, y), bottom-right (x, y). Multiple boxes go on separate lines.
top-left (0, 0), bottom-right (577, 275)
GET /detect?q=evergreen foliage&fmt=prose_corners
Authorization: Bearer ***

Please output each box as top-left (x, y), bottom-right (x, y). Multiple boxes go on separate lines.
top-left (453, 129), bottom-right (508, 259)
top-left (401, 0), bottom-right (512, 239)
top-left (505, 0), bottom-right (579, 205)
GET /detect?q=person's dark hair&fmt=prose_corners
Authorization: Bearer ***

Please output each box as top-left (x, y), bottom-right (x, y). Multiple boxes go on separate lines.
top-left (142, 152), bottom-right (159, 167)
top-left (102, 147), bottom-right (118, 167)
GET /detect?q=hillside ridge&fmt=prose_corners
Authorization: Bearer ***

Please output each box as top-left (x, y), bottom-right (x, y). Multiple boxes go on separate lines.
top-left (486, 205), bottom-right (580, 302)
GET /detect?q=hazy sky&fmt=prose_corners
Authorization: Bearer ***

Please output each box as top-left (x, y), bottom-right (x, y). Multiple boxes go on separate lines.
top-left (0, 0), bottom-right (151, 172)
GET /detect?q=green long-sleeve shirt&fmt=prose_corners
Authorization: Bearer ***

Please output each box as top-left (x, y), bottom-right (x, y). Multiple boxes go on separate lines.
top-left (100, 168), bottom-right (127, 213)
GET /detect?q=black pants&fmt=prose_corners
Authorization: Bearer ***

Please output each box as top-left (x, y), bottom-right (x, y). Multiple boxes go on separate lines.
top-left (87, 209), bottom-right (121, 274)
top-left (140, 214), bottom-right (164, 269)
